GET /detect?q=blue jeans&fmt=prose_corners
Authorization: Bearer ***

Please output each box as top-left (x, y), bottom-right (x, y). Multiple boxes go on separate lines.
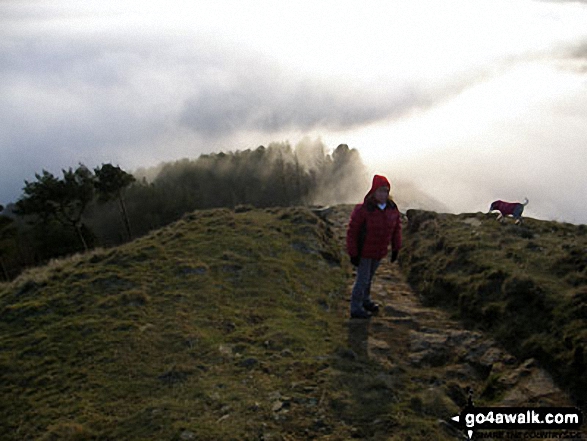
top-left (350, 258), bottom-right (380, 314)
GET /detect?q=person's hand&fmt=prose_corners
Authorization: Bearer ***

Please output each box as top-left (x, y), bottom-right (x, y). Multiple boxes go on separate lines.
top-left (390, 250), bottom-right (399, 263)
top-left (350, 255), bottom-right (360, 266)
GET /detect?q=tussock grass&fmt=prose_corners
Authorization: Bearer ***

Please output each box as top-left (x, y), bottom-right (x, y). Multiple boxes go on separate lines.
top-left (0, 207), bottom-right (357, 440)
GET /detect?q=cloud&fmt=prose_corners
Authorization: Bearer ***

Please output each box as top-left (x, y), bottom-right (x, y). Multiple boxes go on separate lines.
top-left (550, 39), bottom-right (587, 73)
top-left (384, 71), bottom-right (587, 224)
top-left (179, 72), bottom-right (425, 138)
top-left (1, 0), bottom-right (587, 226)
top-left (568, 40), bottom-right (587, 63)
top-left (539, 0), bottom-right (587, 3)
top-left (0, 28), bottom-right (202, 202)
top-left (1, 7), bottom-right (488, 206)
top-left (177, 55), bottom-right (506, 139)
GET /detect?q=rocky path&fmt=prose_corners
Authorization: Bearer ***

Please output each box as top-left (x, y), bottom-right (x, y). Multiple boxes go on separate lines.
top-left (324, 206), bottom-right (583, 440)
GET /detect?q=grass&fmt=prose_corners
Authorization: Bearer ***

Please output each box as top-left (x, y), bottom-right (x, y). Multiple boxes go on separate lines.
top-left (6, 205), bottom-right (582, 439)
top-left (400, 210), bottom-right (587, 408)
top-left (0, 207), bottom-right (355, 440)
top-left (2, 206), bottom-right (464, 441)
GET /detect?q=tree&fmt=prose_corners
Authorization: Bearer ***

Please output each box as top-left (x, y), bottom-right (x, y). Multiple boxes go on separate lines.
top-left (318, 144), bottom-right (368, 204)
top-left (0, 209), bottom-right (16, 281)
top-left (94, 164), bottom-right (136, 240)
top-left (15, 165), bottom-right (95, 251)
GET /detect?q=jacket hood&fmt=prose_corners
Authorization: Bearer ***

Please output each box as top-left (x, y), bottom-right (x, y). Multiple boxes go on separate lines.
top-left (365, 174), bottom-right (391, 199)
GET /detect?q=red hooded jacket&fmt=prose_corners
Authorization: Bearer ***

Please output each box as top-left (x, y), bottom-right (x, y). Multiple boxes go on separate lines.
top-left (346, 175), bottom-right (402, 260)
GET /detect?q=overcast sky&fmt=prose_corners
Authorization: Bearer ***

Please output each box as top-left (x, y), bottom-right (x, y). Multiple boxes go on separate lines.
top-left (2, 0), bottom-right (587, 223)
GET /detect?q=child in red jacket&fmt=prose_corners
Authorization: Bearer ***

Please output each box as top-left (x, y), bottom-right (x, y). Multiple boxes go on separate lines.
top-left (346, 175), bottom-right (402, 319)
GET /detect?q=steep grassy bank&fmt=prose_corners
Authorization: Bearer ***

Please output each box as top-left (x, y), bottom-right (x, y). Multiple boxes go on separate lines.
top-left (0, 207), bottom-right (353, 440)
top-left (400, 210), bottom-right (587, 406)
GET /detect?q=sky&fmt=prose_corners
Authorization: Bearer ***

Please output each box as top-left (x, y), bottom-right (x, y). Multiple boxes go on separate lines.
top-left (1, 0), bottom-right (587, 223)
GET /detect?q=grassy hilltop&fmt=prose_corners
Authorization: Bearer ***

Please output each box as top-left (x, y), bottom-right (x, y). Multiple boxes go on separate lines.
top-left (2, 206), bottom-right (461, 441)
top-left (400, 210), bottom-right (587, 406)
top-left (1, 205), bottom-right (585, 440)
top-left (0, 207), bottom-right (354, 440)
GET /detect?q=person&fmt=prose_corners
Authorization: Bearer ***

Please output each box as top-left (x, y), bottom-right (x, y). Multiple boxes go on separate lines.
top-left (346, 174), bottom-right (402, 319)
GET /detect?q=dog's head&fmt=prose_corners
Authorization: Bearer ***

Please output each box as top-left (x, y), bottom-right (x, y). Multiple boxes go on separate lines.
top-left (489, 201), bottom-right (498, 211)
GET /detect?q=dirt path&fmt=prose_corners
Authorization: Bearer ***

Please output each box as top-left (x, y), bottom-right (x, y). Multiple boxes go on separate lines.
top-left (324, 205), bottom-right (583, 440)
top-left (355, 260), bottom-right (571, 408)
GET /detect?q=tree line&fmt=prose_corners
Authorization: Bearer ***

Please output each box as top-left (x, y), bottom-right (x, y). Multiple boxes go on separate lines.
top-left (0, 141), bottom-right (367, 281)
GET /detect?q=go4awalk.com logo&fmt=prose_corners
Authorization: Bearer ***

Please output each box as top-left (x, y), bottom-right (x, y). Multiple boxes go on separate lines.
top-left (451, 403), bottom-right (584, 439)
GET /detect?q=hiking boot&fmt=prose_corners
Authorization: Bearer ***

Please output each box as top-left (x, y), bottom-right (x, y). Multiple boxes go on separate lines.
top-left (363, 301), bottom-right (380, 313)
top-left (350, 310), bottom-right (372, 319)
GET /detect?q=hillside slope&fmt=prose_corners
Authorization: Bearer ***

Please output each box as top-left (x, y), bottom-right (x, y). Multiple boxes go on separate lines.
top-left (1, 206), bottom-right (585, 440)
top-left (0, 207), bottom-right (349, 440)
top-left (400, 210), bottom-right (587, 407)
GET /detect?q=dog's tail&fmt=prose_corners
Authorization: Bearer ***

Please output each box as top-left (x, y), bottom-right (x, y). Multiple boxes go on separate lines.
top-left (522, 197), bottom-right (529, 206)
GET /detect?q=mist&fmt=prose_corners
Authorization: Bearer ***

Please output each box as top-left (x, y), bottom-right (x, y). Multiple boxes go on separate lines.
top-left (1, 1), bottom-right (586, 224)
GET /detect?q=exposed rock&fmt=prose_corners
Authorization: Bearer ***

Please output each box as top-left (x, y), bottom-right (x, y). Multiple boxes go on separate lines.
top-left (462, 218), bottom-right (482, 228)
top-left (218, 344), bottom-right (235, 357)
top-left (499, 360), bottom-right (569, 407)
top-left (409, 330), bottom-right (452, 367)
top-left (180, 430), bottom-right (196, 440)
top-left (368, 337), bottom-right (390, 351)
